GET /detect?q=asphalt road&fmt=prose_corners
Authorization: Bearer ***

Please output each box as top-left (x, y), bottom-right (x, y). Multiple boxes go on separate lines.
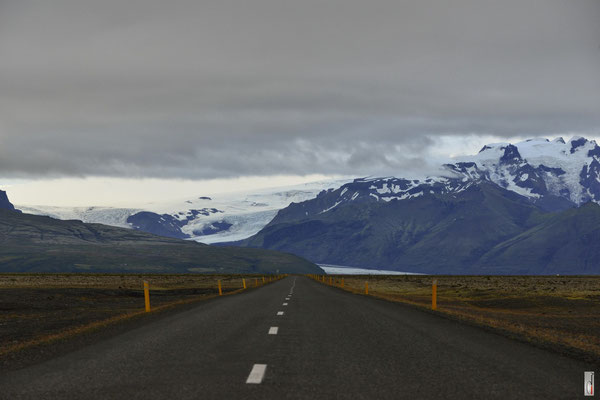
top-left (0, 276), bottom-right (595, 399)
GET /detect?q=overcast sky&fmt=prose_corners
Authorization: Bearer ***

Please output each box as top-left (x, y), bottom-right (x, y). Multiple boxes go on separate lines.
top-left (1, 0), bottom-right (599, 205)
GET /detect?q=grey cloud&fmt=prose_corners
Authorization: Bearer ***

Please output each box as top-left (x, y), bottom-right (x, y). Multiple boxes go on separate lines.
top-left (0, 0), bottom-right (599, 179)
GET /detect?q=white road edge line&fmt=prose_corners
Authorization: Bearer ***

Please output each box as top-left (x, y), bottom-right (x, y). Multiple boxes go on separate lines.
top-left (277, 311), bottom-right (284, 315)
top-left (246, 364), bottom-right (267, 384)
top-left (268, 326), bottom-right (279, 335)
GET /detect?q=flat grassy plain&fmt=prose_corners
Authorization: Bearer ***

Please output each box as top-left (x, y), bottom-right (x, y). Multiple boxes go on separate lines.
top-left (321, 275), bottom-right (600, 362)
top-left (0, 273), bottom-right (279, 360)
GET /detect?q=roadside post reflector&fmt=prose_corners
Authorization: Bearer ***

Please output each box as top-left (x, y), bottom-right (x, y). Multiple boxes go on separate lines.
top-left (143, 281), bottom-right (150, 312)
top-left (432, 279), bottom-right (438, 310)
top-left (243, 278), bottom-right (246, 289)
top-left (365, 281), bottom-right (369, 295)
top-left (341, 278), bottom-right (344, 288)
top-left (218, 279), bottom-right (222, 296)
top-left (255, 278), bottom-right (258, 287)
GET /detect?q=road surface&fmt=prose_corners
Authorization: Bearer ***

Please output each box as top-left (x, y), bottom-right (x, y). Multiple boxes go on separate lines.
top-left (0, 276), bottom-right (594, 399)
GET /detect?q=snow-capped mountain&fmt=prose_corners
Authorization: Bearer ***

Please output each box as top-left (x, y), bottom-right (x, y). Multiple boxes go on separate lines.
top-left (462, 137), bottom-right (600, 205)
top-left (18, 179), bottom-right (350, 243)
top-left (238, 136), bottom-right (600, 274)
top-left (284, 136), bottom-right (600, 217)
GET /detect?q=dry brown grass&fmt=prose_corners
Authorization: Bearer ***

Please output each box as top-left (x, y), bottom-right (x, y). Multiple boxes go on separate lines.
top-left (0, 273), bottom-right (274, 290)
top-left (0, 273), bottom-right (283, 358)
top-left (316, 275), bottom-right (600, 361)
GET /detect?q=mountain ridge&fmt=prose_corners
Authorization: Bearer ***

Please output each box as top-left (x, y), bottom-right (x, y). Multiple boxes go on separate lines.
top-left (238, 181), bottom-right (559, 274)
top-left (238, 174), bottom-right (600, 274)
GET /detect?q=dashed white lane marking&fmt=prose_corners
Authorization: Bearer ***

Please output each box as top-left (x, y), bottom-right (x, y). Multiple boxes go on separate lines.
top-left (283, 303), bottom-right (288, 306)
top-left (285, 298), bottom-right (290, 301)
top-left (268, 327), bottom-right (279, 335)
top-left (246, 364), bottom-right (267, 384)
top-left (277, 311), bottom-right (284, 315)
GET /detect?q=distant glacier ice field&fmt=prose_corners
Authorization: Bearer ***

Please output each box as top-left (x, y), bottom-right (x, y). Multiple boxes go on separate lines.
top-left (318, 265), bottom-right (422, 275)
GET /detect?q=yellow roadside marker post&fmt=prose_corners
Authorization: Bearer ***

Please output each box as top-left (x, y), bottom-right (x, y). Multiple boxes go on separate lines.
top-left (329, 277), bottom-right (332, 285)
top-left (341, 278), bottom-right (344, 288)
top-left (218, 279), bottom-right (222, 296)
top-left (243, 278), bottom-right (246, 289)
top-left (143, 281), bottom-right (150, 312)
top-left (255, 278), bottom-right (258, 287)
top-left (262, 276), bottom-right (265, 284)
top-left (432, 279), bottom-right (437, 310)
top-left (365, 281), bottom-right (369, 295)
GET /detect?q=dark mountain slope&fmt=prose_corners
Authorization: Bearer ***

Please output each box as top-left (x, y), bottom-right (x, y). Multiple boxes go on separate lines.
top-left (477, 202), bottom-right (600, 274)
top-left (240, 182), bottom-right (545, 273)
top-left (0, 209), bottom-right (321, 274)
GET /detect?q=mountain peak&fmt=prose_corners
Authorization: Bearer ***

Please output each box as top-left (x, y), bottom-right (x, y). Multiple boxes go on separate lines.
top-left (0, 190), bottom-right (17, 212)
top-left (499, 144), bottom-right (523, 164)
top-left (569, 136), bottom-right (589, 154)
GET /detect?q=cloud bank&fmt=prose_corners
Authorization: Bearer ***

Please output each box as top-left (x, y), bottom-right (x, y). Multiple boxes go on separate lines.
top-left (1, 0), bottom-right (599, 179)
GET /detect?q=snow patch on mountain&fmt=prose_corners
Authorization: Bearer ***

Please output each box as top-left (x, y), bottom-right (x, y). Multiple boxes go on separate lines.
top-left (460, 136), bottom-right (600, 204)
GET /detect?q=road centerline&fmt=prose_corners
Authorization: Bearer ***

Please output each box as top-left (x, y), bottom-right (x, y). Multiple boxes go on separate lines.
top-left (268, 327), bottom-right (279, 335)
top-left (246, 364), bottom-right (267, 384)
